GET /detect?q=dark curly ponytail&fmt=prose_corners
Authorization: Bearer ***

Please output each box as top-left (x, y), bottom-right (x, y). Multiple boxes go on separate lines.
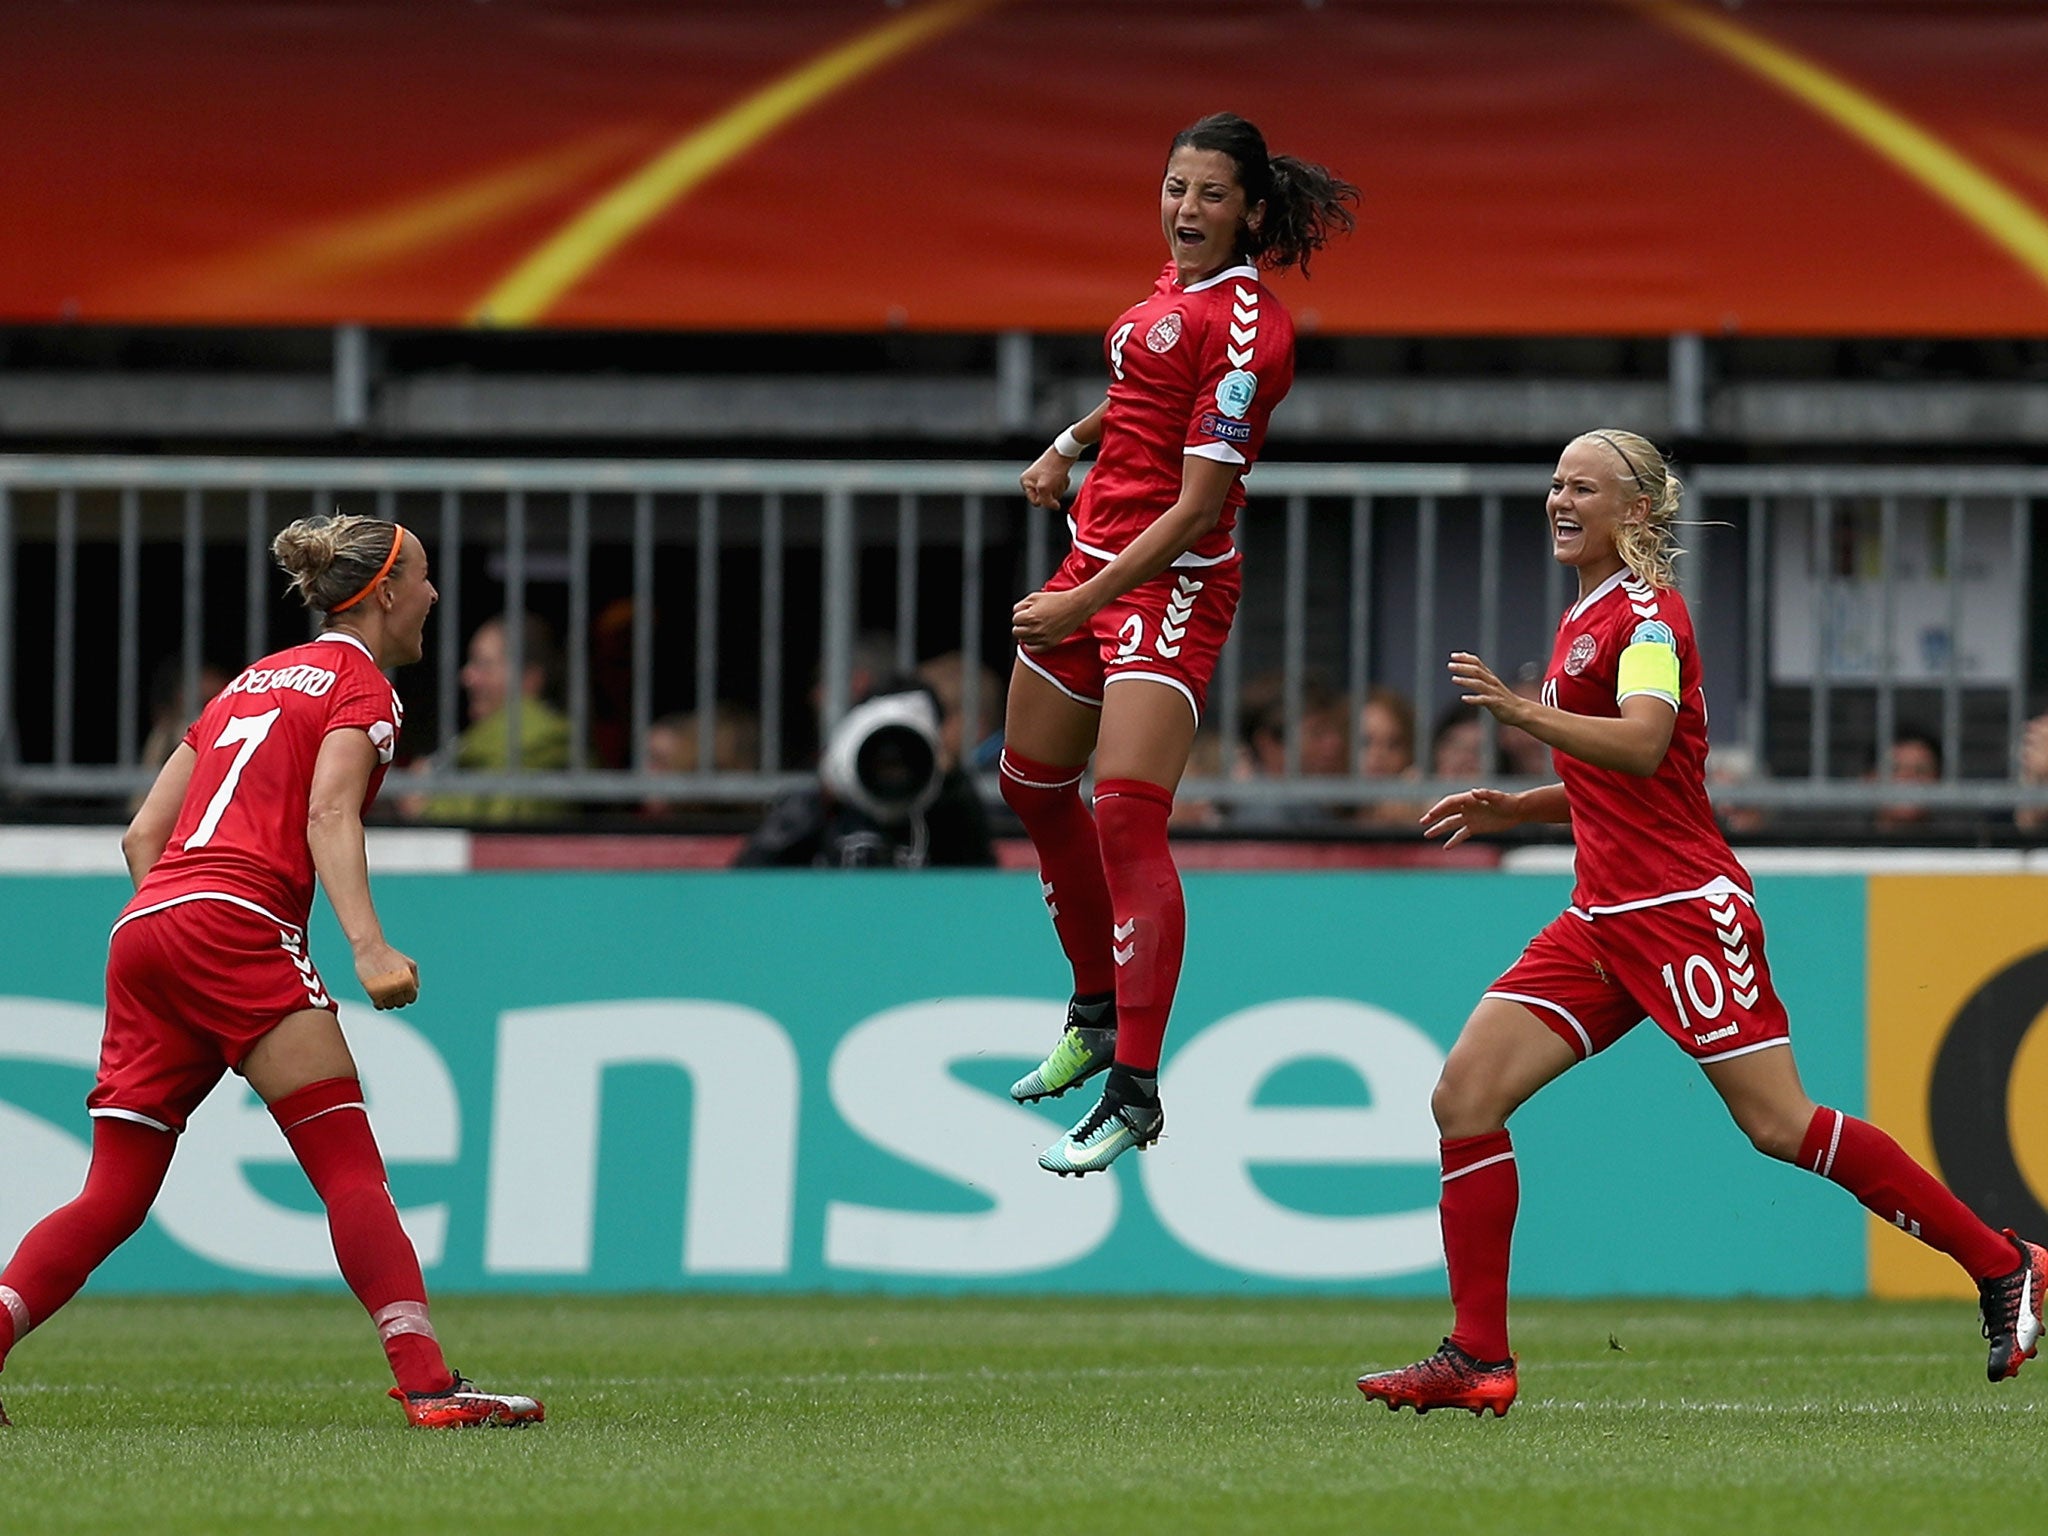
top-left (1169, 112), bottom-right (1358, 278)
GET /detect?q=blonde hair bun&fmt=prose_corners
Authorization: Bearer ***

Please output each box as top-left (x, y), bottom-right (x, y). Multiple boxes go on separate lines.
top-left (272, 512), bottom-right (404, 613)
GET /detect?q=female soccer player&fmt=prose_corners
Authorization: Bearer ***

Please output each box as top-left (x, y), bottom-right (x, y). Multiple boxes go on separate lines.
top-left (1000, 112), bottom-right (1356, 1174)
top-left (1356, 431), bottom-right (2048, 1417)
top-left (0, 514), bottom-right (543, 1429)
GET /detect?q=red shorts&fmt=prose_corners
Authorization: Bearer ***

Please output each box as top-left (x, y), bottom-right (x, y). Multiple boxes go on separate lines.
top-left (89, 895), bottom-right (337, 1132)
top-left (1019, 549), bottom-right (1241, 723)
top-left (1485, 883), bottom-right (1792, 1063)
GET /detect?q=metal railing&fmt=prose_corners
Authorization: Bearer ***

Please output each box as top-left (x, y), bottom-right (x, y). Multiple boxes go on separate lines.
top-left (1, 455), bottom-right (2044, 820)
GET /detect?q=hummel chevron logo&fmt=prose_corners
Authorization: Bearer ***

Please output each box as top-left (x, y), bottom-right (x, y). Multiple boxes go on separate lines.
top-left (1113, 916), bottom-right (1137, 965)
top-left (1156, 577), bottom-right (1201, 659)
top-left (1113, 919), bottom-right (1136, 940)
top-left (1233, 284), bottom-right (1257, 305)
top-left (1724, 943), bottom-right (1751, 970)
top-left (1040, 877), bottom-right (1059, 920)
top-left (1229, 323), bottom-right (1256, 347)
top-left (1226, 346), bottom-right (1253, 367)
top-left (1232, 303), bottom-right (1256, 325)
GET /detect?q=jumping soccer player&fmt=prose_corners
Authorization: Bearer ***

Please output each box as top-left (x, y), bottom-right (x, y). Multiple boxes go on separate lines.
top-left (1001, 112), bottom-right (1356, 1175)
top-left (0, 514), bottom-right (543, 1429)
top-left (1355, 431), bottom-right (2047, 1418)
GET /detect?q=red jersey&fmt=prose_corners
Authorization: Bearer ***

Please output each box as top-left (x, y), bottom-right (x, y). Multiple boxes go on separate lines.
top-left (1541, 570), bottom-right (1745, 913)
top-left (124, 631), bottom-right (402, 931)
top-left (1069, 260), bottom-right (1296, 568)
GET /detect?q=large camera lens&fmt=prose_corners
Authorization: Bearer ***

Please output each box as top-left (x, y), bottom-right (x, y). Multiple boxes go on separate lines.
top-left (853, 722), bottom-right (938, 814)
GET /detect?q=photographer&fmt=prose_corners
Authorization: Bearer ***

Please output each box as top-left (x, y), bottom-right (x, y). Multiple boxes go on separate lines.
top-left (735, 678), bottom-right (994, 869)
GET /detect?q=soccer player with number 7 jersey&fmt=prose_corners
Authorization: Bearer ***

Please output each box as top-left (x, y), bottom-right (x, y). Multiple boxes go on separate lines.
top-left (0, 513), bottom-right (542, 1430)
top-left (1355, 431), bottom-right (2048, 1419)
top-left (999, 113), bottom-right (1355, 1176)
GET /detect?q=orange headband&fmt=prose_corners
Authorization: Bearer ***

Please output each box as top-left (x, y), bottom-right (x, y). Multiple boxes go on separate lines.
top-left (328, 524), bottom-right (406, 614)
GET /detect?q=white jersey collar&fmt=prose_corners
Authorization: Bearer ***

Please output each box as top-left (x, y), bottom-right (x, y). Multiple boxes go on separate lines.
top-left (314, 630), bottom-right (377, 663)
top-left (1180, 262), bottom-right (1259, 294)
top-left (1566, 568), bottom-right (1630, 624)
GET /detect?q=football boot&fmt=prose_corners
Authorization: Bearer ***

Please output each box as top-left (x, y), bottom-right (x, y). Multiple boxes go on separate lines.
top-left (1980, 1230), bottom-right (2048, 1382)
top-left (1010, 1000), bottom-right (1117, 1103)
top-left (1357, 1339), bottom-right (1518, 1418)
top-left (390, 1373), bottom-right (546, 1428)
top-left (1038, 1089), bottom-right (1162, 1176)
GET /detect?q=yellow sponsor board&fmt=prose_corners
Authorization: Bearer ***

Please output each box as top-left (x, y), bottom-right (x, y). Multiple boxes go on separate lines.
top-left (1869, 876), bottom-right (2048, 1297)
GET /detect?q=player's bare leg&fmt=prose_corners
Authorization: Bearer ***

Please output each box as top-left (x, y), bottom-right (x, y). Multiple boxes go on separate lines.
top-left (245, 1010), bottom-right (543, 1426)
top-left (1360, 1000), bottom-right (1576, 1416)
top-left (1039, 678), bottom-right (1195, 1176)
top-left (1001, 663), bottom-right (1123, 1103)
top-left (1703, 1041), bottom-right (2046, 1381)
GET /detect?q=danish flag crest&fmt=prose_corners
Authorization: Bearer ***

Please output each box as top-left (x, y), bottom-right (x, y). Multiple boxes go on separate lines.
top-left (1146, 311), bottom-right (1183, 353)
top-left (1564, 634), bottom-right (1597, 676)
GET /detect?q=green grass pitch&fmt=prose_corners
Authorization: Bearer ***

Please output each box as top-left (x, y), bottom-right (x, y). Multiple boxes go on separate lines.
top-left (3, 1294), bottom-right (2044, 1534)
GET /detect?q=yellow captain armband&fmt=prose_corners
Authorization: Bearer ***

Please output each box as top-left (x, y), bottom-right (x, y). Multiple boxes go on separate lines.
top-left (1616, 619), bottom-right (1680, 706)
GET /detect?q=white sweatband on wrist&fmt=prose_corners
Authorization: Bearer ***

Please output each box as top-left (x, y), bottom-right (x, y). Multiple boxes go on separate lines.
top-left (1053, 426), bottom-right (1086, 459)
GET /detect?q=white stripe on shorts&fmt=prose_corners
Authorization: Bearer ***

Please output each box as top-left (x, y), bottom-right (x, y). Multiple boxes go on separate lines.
top-left (1102, 670), bottom-right (1199, 725)
top-left (1015, 649), bottom-right (1102, 708)
top-left (1484, 990), bottom-right (1595, 1058)
top-left (1695, 1036), bottom-right (1793, 1069)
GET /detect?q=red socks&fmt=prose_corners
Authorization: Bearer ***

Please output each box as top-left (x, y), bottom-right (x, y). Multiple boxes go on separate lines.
top-left (1093, 778), bottom-right (1183, 1073)
top-left (0, 1118), bottom-right (174, 1369)
top-left (1000, 750), bottom-right (1118, 997)
top-left (1001, 755), bottom-right (1187, 1075)
top-left (271, 1077), bottom-right (454, 1395)
top-left (1440, 1130), bottom-right (1518, 1363)
top-left (1798, 1107), bottom-right (2017, 1282)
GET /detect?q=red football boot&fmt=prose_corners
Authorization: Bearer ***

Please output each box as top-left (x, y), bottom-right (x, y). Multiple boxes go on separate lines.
top-left (1357, 1339), bottom-right (1518, 1418)
top-left (390, 1373), bottom-right (545, 1428)
top-left (1980, 1230), bottom-right (2048, 1382)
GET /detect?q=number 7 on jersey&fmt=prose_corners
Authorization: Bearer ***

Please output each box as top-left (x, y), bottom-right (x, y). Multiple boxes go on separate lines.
top-left (186, 708), bottom-right (282, 849)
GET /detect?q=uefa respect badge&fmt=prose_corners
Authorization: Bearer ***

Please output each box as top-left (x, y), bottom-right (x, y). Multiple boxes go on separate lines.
top-left (1215, 369), bottom-right (1258, 420)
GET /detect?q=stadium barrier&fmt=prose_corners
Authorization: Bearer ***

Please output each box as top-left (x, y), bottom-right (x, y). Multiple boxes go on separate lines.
top-left (0, 866), bottom-right (1897, 1298)
top-left (2, 456), bottom-right (2045, 816)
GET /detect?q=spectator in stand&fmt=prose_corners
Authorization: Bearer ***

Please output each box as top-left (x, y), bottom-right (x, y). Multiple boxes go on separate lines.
top-left (917, 651), bottom-right (1004, 774)
top-left (1231, 671), bottom-right (1352, 830)
top-left (1872, 724), bottom-right (1943, 834)
top-left (641, 705), bottom-right (761, 819)
top-left (1428, 701), bottom-right (1503, 782)
top-left (1354, 684), bottom-right (1423, 829)
top-left (2017, 712), bottom-right (2048, 836)
top-left (402, 613), bottom-right (571, 824)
